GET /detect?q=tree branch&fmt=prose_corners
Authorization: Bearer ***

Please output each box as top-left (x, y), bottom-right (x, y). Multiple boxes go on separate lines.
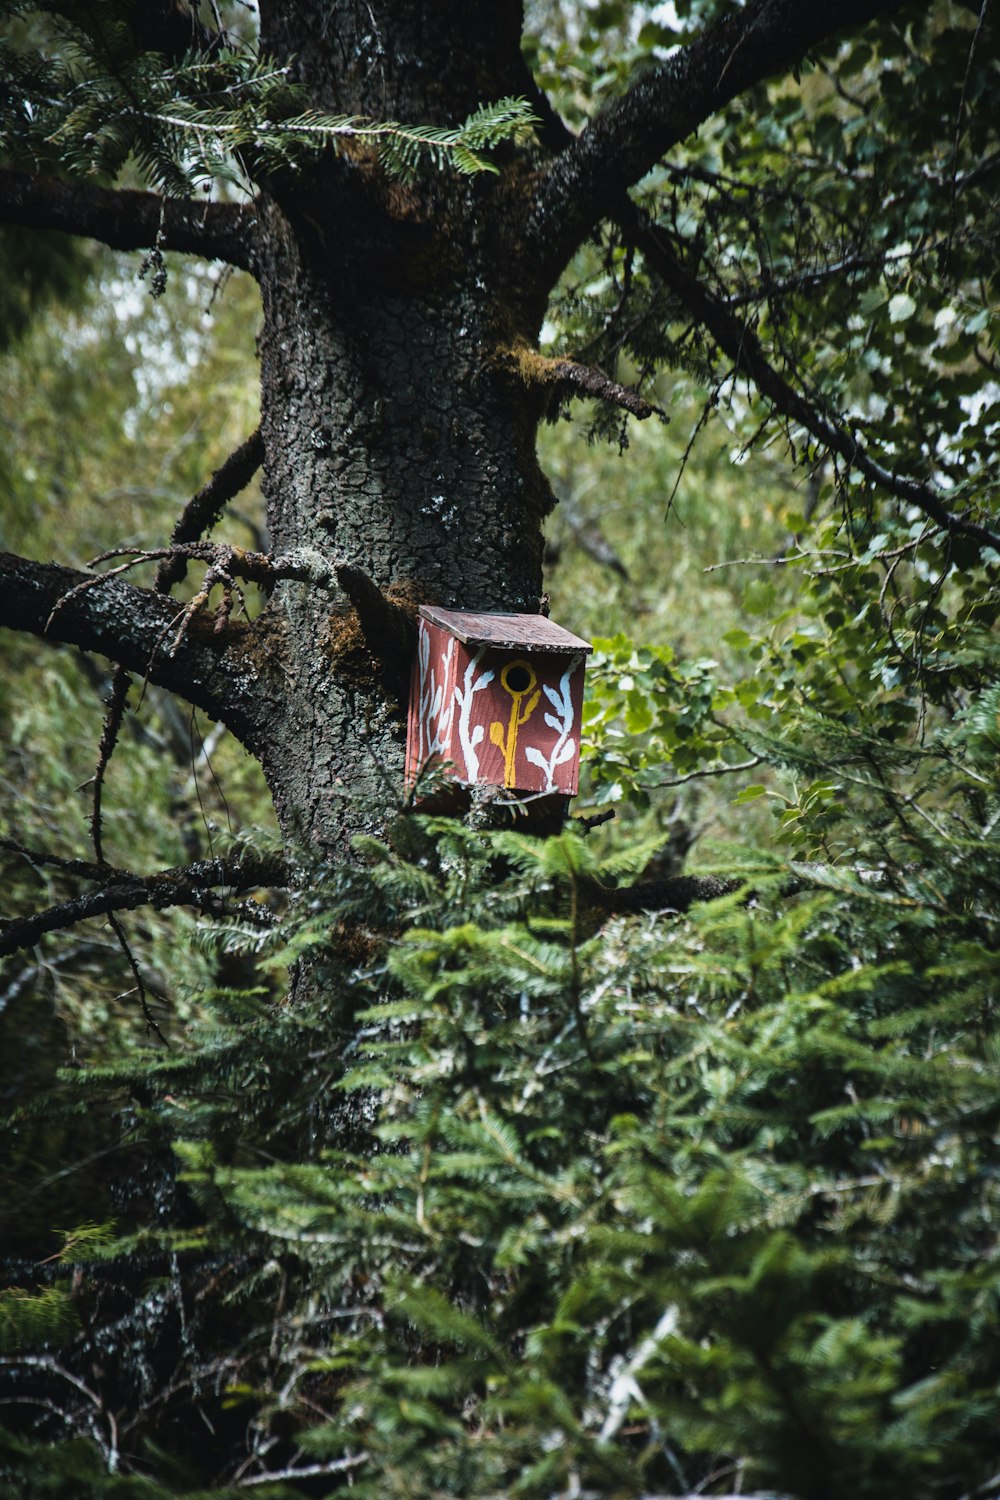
top-left (629, 217), bottom-right (1000, 554)
top-left (0, 853), bottom-right (288, 958)
top-left (582, 870), bottom-right (739, 915)
top-left (0, 170), bottom-right (257, 274)
top-left (0, 550), bottom-right (263, 740)
top-left (549, 359), bottom-right (664, 420)
top-left (510, 342), bottom-right (663, 420)
top-left (154, 428), bottom-right (265, 591)
top-left (529, 0), bottom-right (903, 266)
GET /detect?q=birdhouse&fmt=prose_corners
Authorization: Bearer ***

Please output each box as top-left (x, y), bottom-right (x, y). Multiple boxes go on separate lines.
top-left (406, 606), bottom-right (592, 798)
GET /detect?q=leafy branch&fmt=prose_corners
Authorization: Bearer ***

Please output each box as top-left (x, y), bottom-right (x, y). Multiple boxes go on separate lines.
top-left (628, 213), bottom-right (1000, 556)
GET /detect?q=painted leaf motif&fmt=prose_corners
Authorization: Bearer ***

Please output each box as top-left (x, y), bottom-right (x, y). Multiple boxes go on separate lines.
top-left (523, 746), bottom-right (547, 769)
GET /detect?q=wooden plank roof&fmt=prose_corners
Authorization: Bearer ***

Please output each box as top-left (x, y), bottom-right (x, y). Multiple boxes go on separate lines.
top-left (419, 606), bottom-right (591, 655)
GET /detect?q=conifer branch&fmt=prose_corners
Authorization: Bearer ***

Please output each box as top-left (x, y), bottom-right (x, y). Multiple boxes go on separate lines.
top-left (0, 170), bottom-right (256, 272)
top-left (136, 97), bottom-right (538, 181)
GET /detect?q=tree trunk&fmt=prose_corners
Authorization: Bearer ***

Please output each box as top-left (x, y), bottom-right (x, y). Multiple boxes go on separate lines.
top-left (247, 8), bottom-right (557, 855)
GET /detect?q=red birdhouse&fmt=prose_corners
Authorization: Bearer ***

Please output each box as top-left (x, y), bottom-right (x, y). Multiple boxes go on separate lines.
top-left (406, 606), bottom-right (591, 797)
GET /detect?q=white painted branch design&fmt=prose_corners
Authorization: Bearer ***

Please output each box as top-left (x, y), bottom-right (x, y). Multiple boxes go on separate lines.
top-left (415, 621), bottom-right (455, 764)
top-left (453, 647), bottom-right (494, 782)
top-left (523, 653), bottom-right (581, 792)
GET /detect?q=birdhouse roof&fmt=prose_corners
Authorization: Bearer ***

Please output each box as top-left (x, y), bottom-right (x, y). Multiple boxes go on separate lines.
top-left (419, 606), bottom-right (591, 655)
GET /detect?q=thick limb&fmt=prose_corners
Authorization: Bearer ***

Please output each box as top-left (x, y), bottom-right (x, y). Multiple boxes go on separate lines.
top-left (0, 170), bottom-right (257, 273)
top-left (0, 551), bottom-right (264, 741)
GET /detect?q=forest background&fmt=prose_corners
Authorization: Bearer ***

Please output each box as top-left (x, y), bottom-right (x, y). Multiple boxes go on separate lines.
top-left (0, 1), bottom-right (999, 1497)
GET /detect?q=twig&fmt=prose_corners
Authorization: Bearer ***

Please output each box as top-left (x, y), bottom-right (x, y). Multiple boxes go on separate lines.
top-left (647, 756), bottom-right (762, 790)
top-left (576, 808), bottom-right (616, 833)
top-left (237, 1456), bottom-right (368, 1487)
top-left (107, 910), bottom-right (168, 1045)
top-left (45, 542), bottom-right (344, 669)
top-left (946, 0), bottom-right (991, 261)
top-left (0, 837), bottom-right (112, 882)
top-left (91, 669), bottom-right (131, 864)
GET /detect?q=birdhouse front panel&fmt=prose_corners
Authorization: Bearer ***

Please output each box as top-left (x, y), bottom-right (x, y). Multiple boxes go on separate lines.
top-left (406, 607), bottom-right (591, 797)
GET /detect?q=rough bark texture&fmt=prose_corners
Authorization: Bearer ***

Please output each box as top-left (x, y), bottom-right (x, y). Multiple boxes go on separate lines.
top-left (239, 1), bottom-right (556, 853)
top-left (252, 181), bottom-right (555, 851)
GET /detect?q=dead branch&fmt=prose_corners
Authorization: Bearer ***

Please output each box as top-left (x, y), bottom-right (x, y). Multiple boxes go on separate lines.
top-left (155, 428), bottom-right (265, 592)
top-left (0, 853), bottom-right (289, 958)
top-left (550, 359), bottom-right (665, 420)
top-left (513, 343), bottom-right (662, 421)
top-left (45, 541), bottom-right (344, 658)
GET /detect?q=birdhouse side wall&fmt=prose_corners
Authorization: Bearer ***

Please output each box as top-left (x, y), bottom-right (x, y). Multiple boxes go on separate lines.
top-left (405, 618), bottom-right (460, 788)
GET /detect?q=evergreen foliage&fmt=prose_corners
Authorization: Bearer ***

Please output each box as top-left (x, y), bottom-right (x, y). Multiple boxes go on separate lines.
top-left (0, 3), bottom-right (537, 191)
top-left (3, 688), bottom-right (1000, 1495)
